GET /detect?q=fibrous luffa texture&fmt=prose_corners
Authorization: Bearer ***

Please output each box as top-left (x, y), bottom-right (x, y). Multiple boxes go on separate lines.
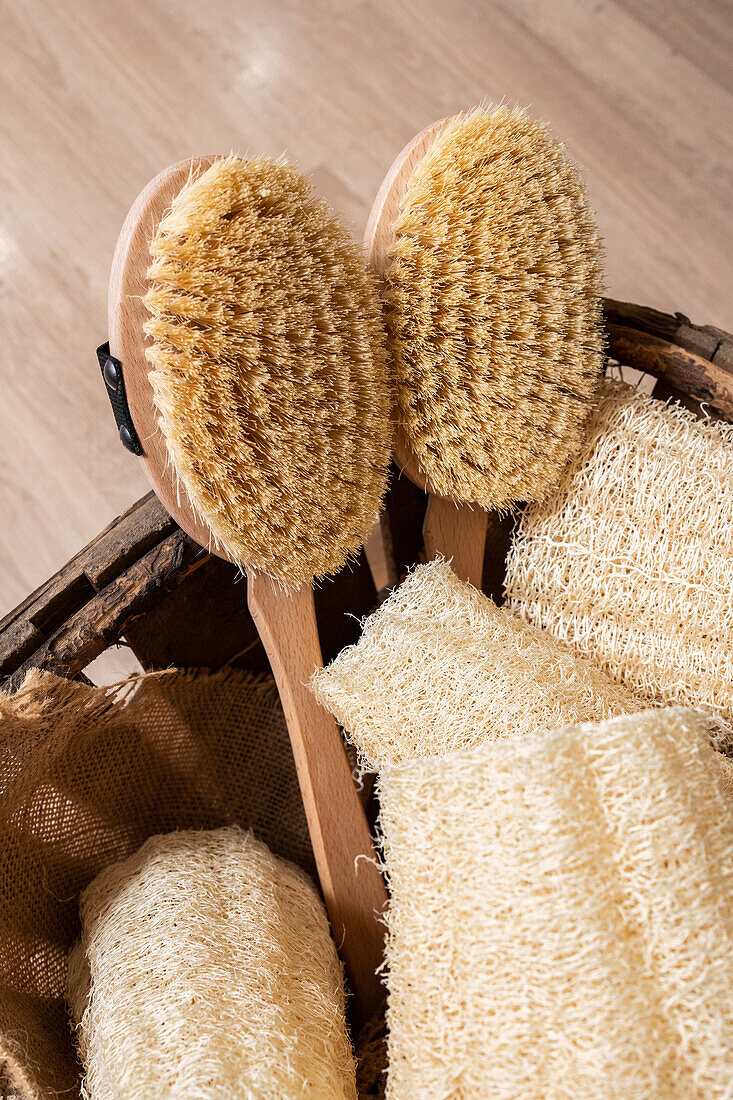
top-left (384, 105), bottom-right (604, 507)
top-left (311, 559), bottom-right (646, 768)
top-left (505, 379), bottom-right (733, 725)
top-left (144, 156), bottom-right (392, 586)
top-left (68, 827), bottom-right (357, 1100)
top-left (379, 708), bottom-right (733, 1099)
top-left (311, 563), bottom-right (733, 1096)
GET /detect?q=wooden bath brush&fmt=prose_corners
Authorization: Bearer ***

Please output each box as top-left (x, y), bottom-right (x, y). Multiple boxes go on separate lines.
top-left (365, 106), bottom-right (605, 587)
top-left (106, 155), bottom-right (390, 1019)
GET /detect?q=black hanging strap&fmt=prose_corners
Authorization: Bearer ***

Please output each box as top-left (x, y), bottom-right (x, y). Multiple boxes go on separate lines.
top-left (96, 342), bottom-right (143, 456)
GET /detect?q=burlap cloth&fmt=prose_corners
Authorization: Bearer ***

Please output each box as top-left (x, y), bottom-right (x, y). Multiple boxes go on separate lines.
top-left (0, 666), bottom-right (336, 1099)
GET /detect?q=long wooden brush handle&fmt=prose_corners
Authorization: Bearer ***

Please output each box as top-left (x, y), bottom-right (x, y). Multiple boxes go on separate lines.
top-left (422, 497), bottom-right (488, 589)
top-left (247, 570), bottom-right (387, 1023)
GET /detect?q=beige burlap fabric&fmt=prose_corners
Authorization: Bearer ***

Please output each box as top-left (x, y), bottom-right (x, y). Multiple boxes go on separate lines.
top-left (0, 667), bottom-right (316, 1100)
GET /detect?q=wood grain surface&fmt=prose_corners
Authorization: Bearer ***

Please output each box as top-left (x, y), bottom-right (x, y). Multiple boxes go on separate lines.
top-left (108, 157), bottom-right (221, 554)
top-left (1, 0), bottom-right (732, 614)
top-left (422, 497), bottom-right (489, 589)
top-left (364, 115), bottom-right (451, 490)
top-left (248, 573), bottom-right (387, 1023)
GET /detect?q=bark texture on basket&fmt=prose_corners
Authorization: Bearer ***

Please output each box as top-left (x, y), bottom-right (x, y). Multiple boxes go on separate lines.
top-left (604, 299), bottom-right (733, 417)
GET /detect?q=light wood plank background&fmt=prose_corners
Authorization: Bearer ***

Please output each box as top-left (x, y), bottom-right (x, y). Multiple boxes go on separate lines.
top-left (1, 0), bottom-right (731, 616)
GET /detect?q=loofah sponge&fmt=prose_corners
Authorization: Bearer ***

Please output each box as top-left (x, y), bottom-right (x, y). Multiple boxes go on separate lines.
top-left (384, 105), bottom-right (604, 507)
top-left (718, 753), bottom-right (733, 795)
top-left (144, 156), bottom-right (392, 586)
top-left (379, 708), bottom-right (733, 1098)
top-left (505, 379), bottom-right (733, 725)
top-left (68, 827), bottom-right (357, 1100)
top-left (311, 559), bottom-right (646, 768)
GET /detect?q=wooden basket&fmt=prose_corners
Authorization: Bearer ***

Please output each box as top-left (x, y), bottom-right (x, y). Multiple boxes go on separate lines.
top-left (1, 299), bottom-right (730, 695)
top-left (0, 300), bottom-right (730, 1096)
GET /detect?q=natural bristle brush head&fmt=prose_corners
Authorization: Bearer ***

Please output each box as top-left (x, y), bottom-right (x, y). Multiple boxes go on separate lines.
top-left (367, 105), bottom-right (604, 509)
top-left (111, 155), bottom-right (392, 587)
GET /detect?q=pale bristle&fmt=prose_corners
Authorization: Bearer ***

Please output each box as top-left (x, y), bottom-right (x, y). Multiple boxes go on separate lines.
top-left (144, 156), bottom-right (392, 586)
top-left (385, 105), bottom-right (604, 507)
top-left (68, 827), bottom-right (357, 1099)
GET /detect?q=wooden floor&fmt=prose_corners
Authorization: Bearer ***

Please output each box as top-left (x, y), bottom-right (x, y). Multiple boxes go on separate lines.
top-left (1, 0), bottom-right (731, 616)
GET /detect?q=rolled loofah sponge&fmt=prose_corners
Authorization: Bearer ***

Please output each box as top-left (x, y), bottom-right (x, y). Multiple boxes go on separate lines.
top-left (68, 827), bottom-right (357, 1100)
top-left (311, 559), bottom-right (646, 768)
top-left (384, 105), bottom-right (604, 507)
top-left (144, 155), bottom-right (392, 586)
top-left (505, 379), bottom-right (733, 724)
top-left (379, 708), bottom-right (733, 1099)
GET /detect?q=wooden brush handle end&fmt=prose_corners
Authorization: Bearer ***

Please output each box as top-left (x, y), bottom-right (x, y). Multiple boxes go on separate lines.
top-left (423, 496), bottom-right (488, 590)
